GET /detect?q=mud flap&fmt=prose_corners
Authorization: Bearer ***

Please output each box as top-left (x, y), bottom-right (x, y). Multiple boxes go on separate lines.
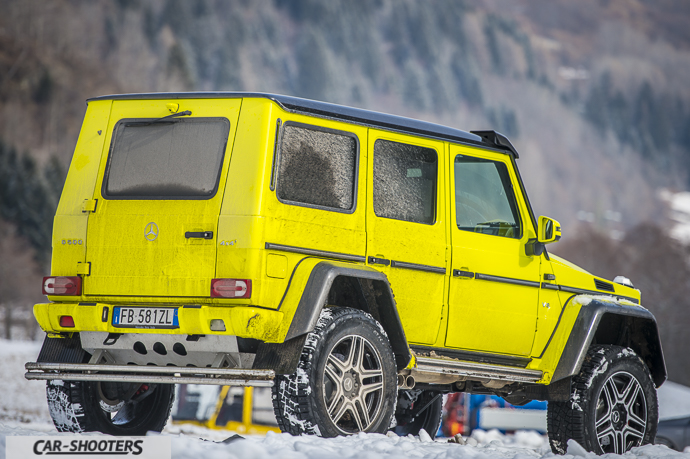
top-left (252, 335), bottom-right (307, 374)
top-left (38, 334), bottom-right (90, 363)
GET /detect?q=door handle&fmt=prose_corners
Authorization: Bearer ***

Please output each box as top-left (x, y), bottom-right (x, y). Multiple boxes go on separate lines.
top-left (368, 256), bottom-right (390, 266)
top-left (452, 269), bottom-right (475, 278)
top-left (185, 231), bottom-right (213, 239)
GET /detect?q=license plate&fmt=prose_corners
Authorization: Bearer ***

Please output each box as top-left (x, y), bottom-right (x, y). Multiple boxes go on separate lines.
top-left (112, 307), bottom-right (179, 329)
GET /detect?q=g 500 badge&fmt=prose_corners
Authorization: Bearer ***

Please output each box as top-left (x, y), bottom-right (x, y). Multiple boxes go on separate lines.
top-left (6, 436), bottom-right (170, 458)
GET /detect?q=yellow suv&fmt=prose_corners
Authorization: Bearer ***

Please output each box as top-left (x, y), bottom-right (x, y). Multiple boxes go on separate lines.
top-left (28, 93), bottom-right (665, 454)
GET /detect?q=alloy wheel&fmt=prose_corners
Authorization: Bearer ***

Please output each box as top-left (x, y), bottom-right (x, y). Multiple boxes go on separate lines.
top-left (322, 334), bottom-right (385, 434)
top-left (595, 370), bottom-right (647, 454)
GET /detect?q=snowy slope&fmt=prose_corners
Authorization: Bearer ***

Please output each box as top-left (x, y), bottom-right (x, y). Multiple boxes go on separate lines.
top-left (0, 340), bottom-right (49, 422)
top-left (658, 381), bottom-right (690, 420)
top-left (2, 339), bottom-right (689, 458)
top-left (2, 424), bottom-right (688, 459)
top-left (660, 190), bottom-right (690, 244)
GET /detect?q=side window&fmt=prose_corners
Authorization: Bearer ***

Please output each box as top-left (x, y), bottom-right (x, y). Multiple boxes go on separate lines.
top-left (171, 385), bottom-right (220, 422)
top-left (215, 387), bottom-right (244, 426)
top-left (276, 123), bottom-right (358, 212)
top-left (251, 387), bottom-right (278, 426)
top-left (454, 155), bottom-right (521, 238)
top-left (373, 139), bottom-right (437, 224)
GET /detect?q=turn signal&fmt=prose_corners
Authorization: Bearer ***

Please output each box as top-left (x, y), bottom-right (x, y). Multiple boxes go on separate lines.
top-left (211, 279), bottom-right (251, 298)
top-left (42, 277), bottom-right (82, 296)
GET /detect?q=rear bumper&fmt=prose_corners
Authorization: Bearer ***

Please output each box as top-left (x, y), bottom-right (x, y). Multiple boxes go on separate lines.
top-left (33, 302), bottom-right (285, 342)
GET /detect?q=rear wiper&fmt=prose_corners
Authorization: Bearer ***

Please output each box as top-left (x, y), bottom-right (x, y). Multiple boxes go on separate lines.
top-left (125, 110), bottom-right (192, 127)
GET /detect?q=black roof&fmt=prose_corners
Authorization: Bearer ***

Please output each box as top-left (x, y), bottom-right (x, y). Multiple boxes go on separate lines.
top-left (87, 92), bottom-right (518, 157)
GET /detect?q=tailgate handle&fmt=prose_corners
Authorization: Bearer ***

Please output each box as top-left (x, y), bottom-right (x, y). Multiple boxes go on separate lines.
top-left (185, 231), bottom-right (213, 239)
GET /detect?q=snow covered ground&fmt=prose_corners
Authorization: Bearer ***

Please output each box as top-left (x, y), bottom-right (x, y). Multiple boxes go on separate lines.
top-left (660, 189), bottom-right (690, 244)
top-left (0, 339), bottom-right (50, 423)
top-left (1, 339), bottom-right (689, 459)
top-left (658, 381), bottom-right (690, 420)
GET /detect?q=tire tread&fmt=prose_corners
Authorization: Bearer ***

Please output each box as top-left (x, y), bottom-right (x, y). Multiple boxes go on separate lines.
top-left (272, 307), bottom-right (396, 437)
top-left (547, 345), bottom-right (658, 454)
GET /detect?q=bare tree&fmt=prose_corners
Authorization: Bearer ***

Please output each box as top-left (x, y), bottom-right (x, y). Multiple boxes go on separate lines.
top-left (0, 220), bottom-right (44, 340)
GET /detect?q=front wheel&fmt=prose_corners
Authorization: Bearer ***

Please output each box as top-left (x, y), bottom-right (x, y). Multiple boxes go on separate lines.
top-left (547, 345), bottom-right (658, 455)
top-left (46, 380), bottom-right (174, 435)
top-left (272, 307), bottom-right (398, 437)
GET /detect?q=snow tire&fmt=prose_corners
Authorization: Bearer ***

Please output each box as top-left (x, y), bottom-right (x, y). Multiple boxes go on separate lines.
top-left (272, 307), bottom-right (397, 437)
top-left (547, 345), bottom-right (658, 455)
top-left (46, 380), bottom-right (174, 435)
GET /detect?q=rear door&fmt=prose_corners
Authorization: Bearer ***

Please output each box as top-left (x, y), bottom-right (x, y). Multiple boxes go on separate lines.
top-left (85, 99), bottom-right (241, 298)
top-left (263, 115), bottom-right (367, 260)
top-left (365, 130), bottom-right (448, 346)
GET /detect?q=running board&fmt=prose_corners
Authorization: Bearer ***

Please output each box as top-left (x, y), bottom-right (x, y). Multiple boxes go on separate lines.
top-left (25, 362), bottom-right (274, 387)
top-left (413, 356), bottom-right (542, 384)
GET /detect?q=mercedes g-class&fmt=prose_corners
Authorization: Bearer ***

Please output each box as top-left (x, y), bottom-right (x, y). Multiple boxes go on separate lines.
top-left (27, 93), bottom-right (665, 454)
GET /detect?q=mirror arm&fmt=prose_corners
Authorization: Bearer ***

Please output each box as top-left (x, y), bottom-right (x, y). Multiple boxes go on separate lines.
top-left (525, 238), bottom-right (545, 257)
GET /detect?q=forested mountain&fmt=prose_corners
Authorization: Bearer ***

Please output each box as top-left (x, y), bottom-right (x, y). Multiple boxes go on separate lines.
top-left (3, 0), bottom-right (690, 233)
top-left (1, 0), bottom-right (690, 380)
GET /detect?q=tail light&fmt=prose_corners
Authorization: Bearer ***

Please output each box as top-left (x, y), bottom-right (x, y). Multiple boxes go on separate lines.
top-left (42, 277), bottom-right (82, 296)
top-left (211, 279), bottom-right (251, 298)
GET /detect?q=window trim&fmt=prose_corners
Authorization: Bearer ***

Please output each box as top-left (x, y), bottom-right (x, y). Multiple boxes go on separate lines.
top-left (372, 138), bottom-right (439, 226)
top-left (101, 117), bottom-right (231, 200)
top-left (453, 153), bottom-right (524, 239)
top-left (274, 121), bottom-right (360, 215)
top-left (269, 118), bottom-right (282, 191)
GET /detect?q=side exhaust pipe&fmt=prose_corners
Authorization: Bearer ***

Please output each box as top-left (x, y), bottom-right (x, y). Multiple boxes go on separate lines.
top-left (397, 373), bottom-right (416, 389)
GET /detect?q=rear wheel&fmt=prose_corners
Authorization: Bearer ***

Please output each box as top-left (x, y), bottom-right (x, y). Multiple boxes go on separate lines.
top-left (394, 389), bottom-right (443, 437)
top-left (547, 345), bottom-right (658, 455)
top-left (46, 380), bottom-right (174, 435)
top-left (272, 307), bottom-right (397, 437)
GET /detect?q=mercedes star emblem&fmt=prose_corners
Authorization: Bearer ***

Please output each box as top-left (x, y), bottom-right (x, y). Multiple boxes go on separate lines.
top-left (144, 222), bottom-right (159, 241)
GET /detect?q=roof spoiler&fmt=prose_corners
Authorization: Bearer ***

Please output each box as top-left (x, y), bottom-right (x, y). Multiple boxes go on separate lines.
top-left (470, 130), bottom-right (520, 159)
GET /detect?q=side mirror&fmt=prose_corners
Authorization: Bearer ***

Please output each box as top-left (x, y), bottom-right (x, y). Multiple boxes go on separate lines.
top-left (538, 216), bottom-right (561, 244)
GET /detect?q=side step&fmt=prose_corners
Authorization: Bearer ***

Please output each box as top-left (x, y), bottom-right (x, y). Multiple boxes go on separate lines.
top-left (413, 356), bottom-right (542, 384)
top-left (25, 362), bottom-right (274, 387)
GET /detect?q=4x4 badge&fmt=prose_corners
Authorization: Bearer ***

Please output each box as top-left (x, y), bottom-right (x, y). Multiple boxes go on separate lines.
top-left (144, 222), bottom-right (158, 241)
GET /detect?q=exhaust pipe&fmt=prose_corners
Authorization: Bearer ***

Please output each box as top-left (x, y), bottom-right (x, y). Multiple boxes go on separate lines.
top-left (397, 374), bottom-right (416, 389)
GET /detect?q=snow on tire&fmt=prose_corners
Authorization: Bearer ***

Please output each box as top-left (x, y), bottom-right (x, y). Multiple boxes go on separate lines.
top-left (46, 380), bottom-right (85, 433)
top-left (547, 345), bottom-right (658, 455)
top-left (272, 307), bottom-right (397, 437)
top-left (46, 379), bottom-right (174, 436)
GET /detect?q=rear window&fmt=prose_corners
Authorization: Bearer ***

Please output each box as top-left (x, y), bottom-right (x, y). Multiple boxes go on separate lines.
top-left (103, 117), bottom-right (230, 199)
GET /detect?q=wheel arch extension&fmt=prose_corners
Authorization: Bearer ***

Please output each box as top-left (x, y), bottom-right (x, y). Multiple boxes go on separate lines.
top-left (283, 261), bottom-right (411, 371)
top-left (552, 298), bottom-right (667, 387)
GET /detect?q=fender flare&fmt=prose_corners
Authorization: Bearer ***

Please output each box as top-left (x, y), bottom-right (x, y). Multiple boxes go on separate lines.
top-left (552, 297), bottom-right (667, 387)
top-left (283, 261), bottom-right (411, 371)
